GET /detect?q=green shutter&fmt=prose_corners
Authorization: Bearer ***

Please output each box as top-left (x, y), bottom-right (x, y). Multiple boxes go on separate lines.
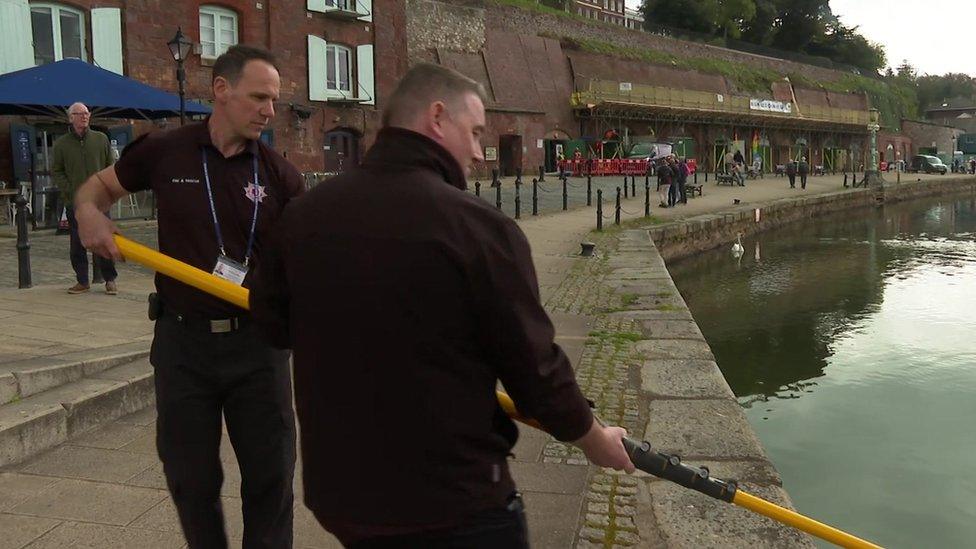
top-left (356, 44), bottom-right (374, 105)
top-left (308, 35), bottom-right (329, 102)
top-left (91, 7), bottom-right (123, 74)
top-left (307, 0), bottom-right (326, 13)
top-left (357, 0), bottom-right (372, 22)
top-left (0, 0), bottom-right (33, 74)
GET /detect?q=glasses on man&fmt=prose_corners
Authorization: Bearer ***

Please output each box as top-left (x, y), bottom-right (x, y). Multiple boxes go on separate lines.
top-left (70, 112), bottom-right (91, 117)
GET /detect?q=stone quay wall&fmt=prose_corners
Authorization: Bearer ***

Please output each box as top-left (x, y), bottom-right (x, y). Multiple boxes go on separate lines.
top-left (649, 177), bottom-right (976, 262)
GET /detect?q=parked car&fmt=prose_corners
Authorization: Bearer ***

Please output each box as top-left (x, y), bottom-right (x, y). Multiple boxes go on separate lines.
top-left (909, 155), bottom-right (948, 174)
top-left (626, 141), bottom-right (674, 173)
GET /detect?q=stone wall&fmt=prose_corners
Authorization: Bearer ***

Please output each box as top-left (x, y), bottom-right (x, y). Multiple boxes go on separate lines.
top-left (406, 0), bottom-right (486, 64)
top-left (649, 177), bottom-right (976, 261)
top-left (486, 3), bottom-right (858, 91)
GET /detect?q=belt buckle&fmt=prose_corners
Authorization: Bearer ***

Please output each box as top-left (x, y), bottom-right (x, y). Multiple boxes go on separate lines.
top-left (210, 318), bottom-right (233, 333)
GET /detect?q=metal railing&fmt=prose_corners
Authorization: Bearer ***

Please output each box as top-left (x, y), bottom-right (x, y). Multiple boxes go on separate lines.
top-left (572, 79), bottom-right (871, 127)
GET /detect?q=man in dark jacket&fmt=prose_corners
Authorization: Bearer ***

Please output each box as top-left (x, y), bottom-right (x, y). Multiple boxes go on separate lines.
top-left (786, 159), bottom-right (797, 188)
top-left (52, 102), bottom-right (118, 294)
top-left (656, 157), bottom-right (673, 207)
top-left (676, 157), bottom-right (690, 204)
top-left (798, 156), bottom-right (810, 189)
top-left (251, 63), bottom-right (633, 548)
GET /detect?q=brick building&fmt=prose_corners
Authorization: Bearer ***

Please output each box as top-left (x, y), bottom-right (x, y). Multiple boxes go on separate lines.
top-left (569, 0), bottom-right (627, 26)
top-left (2, 0), bottom-right (881, 213)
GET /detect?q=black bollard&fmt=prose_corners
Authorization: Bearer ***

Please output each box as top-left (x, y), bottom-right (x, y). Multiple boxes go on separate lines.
top-left (645, 180), bottom-right (650, 217)
top-left (562, 174), bottom-right (568, 211)
top-left (532, 178), bottom-right (538, 215)
top-left (586, 175), bottom-right (592, 206)
top-left (705, 171), bottom-right (709, 182)
top-left (538, 165), bottom-right (545, 182)
top-left (15, 194), bottom-right (32, 289)
top-left (843, 173), bottom-right (848, 187)
top-left (615, 187), bottom-right (621, 225)
top-left (631, 176), bottom-right (636, 196)
top-left (596, 189), bottom-right (603, 231)
top-left (623, 176), bottom-right (628, 198)
top-left (514, 180), bottom-right (521, 220)
top-left (491, 168), bottom-right (500, 188)
top-left (475, 181), bottom-right (481, 197)
top-left (694, 170), bottom-right (698, 185)
top-left (496, 183), bottom-right (502, 210)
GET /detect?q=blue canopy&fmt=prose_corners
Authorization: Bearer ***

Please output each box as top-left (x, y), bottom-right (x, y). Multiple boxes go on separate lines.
top-left (0, 59), bottom-right (211, 120)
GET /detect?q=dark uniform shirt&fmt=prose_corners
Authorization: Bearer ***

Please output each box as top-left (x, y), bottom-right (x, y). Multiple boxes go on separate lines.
top-left (251, 127), bottom-right (594, 541)
top-left (115, 120), bottom-right (304, 317)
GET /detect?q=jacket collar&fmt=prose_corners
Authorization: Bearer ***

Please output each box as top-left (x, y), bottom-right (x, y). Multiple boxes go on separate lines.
top-left (363, 127), bottom-right (467, 190)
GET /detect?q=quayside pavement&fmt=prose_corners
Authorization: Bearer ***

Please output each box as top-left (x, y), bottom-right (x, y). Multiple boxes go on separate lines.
top-left (0, 171), bottom-right (951, 548)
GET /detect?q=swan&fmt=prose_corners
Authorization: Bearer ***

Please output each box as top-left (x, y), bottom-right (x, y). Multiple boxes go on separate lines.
top-left (731, 233), bottom-right (744, 257)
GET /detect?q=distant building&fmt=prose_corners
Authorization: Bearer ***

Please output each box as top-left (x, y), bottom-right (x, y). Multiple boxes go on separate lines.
top-left (624, 7), bottom-right (643, 30)
top-left (924, 96), bottom-right (976, 133)
top-left (570, 0), bottom-right (627, 27)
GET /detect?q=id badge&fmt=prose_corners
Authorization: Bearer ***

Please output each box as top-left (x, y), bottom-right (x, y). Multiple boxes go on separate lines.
top-left (212, 255), bottom-right (248, 286)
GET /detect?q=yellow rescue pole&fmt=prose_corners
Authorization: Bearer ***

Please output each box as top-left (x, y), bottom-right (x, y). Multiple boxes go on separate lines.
top-left (114, 234), bottom-right (883, 549)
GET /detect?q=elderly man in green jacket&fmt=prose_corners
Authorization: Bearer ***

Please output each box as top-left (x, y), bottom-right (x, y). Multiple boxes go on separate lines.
top-left (52, 102), bottom-right (118, 294)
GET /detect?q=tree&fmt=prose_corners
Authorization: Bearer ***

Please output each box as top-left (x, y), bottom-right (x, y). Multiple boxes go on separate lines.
top-left (740, 0), bottom-right (781, 45)
top-left (716, 0), bottom-right (757, 39)
top-left (641, 0), bottom-right (720, 35)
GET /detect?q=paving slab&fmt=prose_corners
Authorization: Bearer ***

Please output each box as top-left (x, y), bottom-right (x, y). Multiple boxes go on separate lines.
top-left (10, 478), bottom-right (167, 526)
top-left (0, 473), bottom-right (61, 512)
top-left (510, 461), bottom-right (589, 494)
top-left (522, 491), bottom-right (583, 549)
top-left (0, 513), bottom-right (62, 549)
top-left (18, 444), bottom-right (157, 483)
top-left (642, 359), bottom-right (736, 400)
top-left (21, 521), bottom-right (186, 549)
top-left (635, 339), bottom-right (716, 361)
top-left (644, 399), bottom-right (768, 461)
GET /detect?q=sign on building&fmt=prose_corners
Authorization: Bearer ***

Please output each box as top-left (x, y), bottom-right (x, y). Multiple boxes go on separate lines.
top-left (619, 82), bottom-right (632, 92)
top-left (750, 99), bottom-right (793, 114)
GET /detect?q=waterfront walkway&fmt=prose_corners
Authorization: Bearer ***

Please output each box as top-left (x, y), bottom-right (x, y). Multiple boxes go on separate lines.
top-left (0, 171), bottom-right (954, 548)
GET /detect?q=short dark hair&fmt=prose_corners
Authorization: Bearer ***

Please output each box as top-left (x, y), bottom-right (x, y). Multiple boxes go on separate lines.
top-left (382, 63), bottom-right (488, 127)
top-left (212, 45), bottom-right (279, 84)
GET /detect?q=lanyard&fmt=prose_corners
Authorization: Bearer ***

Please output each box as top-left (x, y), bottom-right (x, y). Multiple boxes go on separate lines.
top-left (201, 148), bottom-right (261, 266)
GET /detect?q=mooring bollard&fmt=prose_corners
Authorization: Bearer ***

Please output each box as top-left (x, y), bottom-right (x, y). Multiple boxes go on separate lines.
top-left (615, 187), bottom-right (621, 225)
top-left (514, 179), bottom-right (521, 219)
top-left (495, 183), bottom-right (502, 210)
top-left (586, 175), bottom-right (592, 206)
top-left (623, 176), bottom-right (628, 198)
top-left (538, 165), bottom-right (545, 182)
top-left (596, 189), bottom-right (603, 231)
top-left (645, 179), bottom-right (650, 217)
top-left (475, 181), bottom-right (481, 197)
top-left (562, 174), bottom-right (568, 211)
top-left (15, 194), bottom-right (31, 289)
top-left (580, 242), bottom-right (595, 257)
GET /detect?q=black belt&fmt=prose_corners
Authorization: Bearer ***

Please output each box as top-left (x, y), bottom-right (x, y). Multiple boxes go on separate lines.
top-left (149, 292), bottom-right (250, 334)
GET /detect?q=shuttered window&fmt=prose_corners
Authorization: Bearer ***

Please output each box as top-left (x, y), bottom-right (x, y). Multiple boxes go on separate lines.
top-left (30, 3), bottom-right (86, 66)
top-left (199, 5), bottom-right (238, 58)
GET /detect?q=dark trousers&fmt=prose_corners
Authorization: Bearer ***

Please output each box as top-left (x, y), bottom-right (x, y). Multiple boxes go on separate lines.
top-left (787, 173), bottom-right (796, 187)
top-left (151, 315), bottom-right (297, 549)
top-left (668, 180), bottom-right (679, 206)
top-left (66, 206), bottom-right (117, 285)
top-left (800, 173), bottom-right (808, 189)
top-left (343, 497), bottom-right (529, 549)
top-left (678, 180), bottom-right (688, 204)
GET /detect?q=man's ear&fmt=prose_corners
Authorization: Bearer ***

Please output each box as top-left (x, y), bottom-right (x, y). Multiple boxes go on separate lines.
top-left (213, 76), bottom-right (230, 102)
top-left (427, 101), bottom-right (448, 139)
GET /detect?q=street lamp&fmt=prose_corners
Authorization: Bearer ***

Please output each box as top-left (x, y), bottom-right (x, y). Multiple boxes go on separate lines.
top-left (864, 108), bottom-right (883, 186)
top-left (167, 27), bottom-right (192, 126)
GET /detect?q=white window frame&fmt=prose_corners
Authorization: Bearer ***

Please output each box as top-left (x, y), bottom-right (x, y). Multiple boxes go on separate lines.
top-left (326, 43), bottom-right (352, 94)
top-left (199, 5), bottom-right (238, 59)
top-left (30, 3), bottom-right (87, 65)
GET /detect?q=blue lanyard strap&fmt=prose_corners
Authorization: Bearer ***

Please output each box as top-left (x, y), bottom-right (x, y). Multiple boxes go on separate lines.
top-left (201, 148), bottom-right (261, 266)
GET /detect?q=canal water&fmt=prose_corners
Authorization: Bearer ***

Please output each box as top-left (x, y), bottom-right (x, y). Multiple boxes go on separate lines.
top-left (667, 193), bottom-right (976, 548)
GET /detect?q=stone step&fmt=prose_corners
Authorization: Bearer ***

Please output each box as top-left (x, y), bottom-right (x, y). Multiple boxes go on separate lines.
top-left (0, 356), bottom-right (154, 467)
top-left (0, 341), bottom-right (150, 405)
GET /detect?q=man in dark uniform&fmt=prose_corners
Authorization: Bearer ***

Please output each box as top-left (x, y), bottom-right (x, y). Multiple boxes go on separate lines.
top-left (798, 156), bottom-right (810, 190)
top-left (251, 63), bottom-right (634, 548)
top-left (73, 45), bottom-right (303, 549)
top-left (786, 159), bottom-right (797, 188)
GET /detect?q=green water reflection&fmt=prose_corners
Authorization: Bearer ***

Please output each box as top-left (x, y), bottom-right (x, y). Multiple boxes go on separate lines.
top-left (668, 194), bottom-right (976, 548)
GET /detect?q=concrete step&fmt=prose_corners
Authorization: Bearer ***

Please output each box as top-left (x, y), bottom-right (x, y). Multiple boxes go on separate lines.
top-left (0, 341), bottom-right (150, 405)
top-left (0, 356), bottom-right (154, 467)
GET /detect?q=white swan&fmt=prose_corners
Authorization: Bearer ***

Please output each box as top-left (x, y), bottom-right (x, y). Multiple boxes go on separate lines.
top-left (731, 233), bottom-right (744, 257)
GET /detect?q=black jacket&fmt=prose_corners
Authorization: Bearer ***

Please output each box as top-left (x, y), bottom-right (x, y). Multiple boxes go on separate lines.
top-left (252, 127), bottom-right (593, 541)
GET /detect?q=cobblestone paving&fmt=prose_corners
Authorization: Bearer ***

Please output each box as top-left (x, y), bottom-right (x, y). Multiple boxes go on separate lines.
top-left (543, 229), bottom-right (651, 548)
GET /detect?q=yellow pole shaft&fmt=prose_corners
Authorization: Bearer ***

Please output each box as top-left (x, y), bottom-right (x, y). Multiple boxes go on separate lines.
top-left (114, 235), bottom-right (250, 310)
top-left (733, 491), bottom-right (882, 548)
top-left (115, 234), bottom-right (882, 549)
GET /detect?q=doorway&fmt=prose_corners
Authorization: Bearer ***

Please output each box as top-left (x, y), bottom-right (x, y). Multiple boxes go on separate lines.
top-left (324, 129), bottom-right (360, 174)
top-left (499, 134), bottom-right (522, 177)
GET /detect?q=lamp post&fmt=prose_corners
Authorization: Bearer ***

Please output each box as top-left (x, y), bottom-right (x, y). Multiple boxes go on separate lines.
top-left (864, 108), bottom-right (883, 187)
top-left (167, 27), bottom-right (192, 126)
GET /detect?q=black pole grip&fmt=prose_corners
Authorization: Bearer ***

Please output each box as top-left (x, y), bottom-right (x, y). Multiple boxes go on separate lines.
top-left (622, 437), bottom-right (737, 503)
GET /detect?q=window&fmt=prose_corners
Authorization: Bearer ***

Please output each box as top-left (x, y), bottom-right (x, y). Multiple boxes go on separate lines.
top-left (199, 5), bottom-right (238, 58)
top-left (325, 0), bottom-right (351, 8)
top-left (30, 3), bottom-right (86, 66)
top-left (326, 44), bottom-right (351, 92)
